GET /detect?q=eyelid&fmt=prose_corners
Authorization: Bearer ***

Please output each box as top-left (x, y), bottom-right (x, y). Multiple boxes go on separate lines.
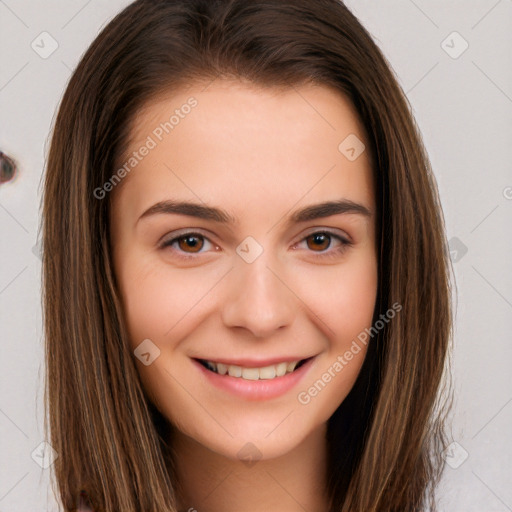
top-left (158, 227), bottom-right (216, 246)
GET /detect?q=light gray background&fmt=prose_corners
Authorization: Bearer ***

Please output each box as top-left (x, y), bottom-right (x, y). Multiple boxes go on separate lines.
top-left (0, 1), bottom-right (511, 511)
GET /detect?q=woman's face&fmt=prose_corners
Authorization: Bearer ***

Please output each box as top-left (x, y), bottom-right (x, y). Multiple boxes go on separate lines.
top-left (110, 79), bottom-right (378, 461)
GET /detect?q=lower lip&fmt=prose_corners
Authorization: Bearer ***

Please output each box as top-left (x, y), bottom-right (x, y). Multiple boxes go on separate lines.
top-left (192, 357), bottom-right (316, 401)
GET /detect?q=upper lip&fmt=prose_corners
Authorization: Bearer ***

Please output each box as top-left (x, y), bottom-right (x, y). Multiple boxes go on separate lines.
top-left (193, 355), bottom-right (314, 367)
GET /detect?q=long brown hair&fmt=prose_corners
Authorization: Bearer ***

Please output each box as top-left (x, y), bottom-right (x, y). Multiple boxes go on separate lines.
top-left (41, 1), bottom-right (454, 510)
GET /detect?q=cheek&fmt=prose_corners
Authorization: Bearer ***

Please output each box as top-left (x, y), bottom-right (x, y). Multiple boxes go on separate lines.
top-left (294, 252), bottom-right (378, 343)
top-left (288, 253), bottom-right (377, 408)
top-left (116, 253), bottom-right (218, 348)
top-left (293, 262), bottom-right (376, 418)
top-left (119, 266), bottom-right (171, 346)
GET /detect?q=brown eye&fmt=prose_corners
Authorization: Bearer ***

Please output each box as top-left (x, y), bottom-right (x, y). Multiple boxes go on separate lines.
top-left (296, 230), bottom-right (352, 260)
top-left (177, 234), bottom-right (204, 253)
top-left (160, 231), bottom-right (217, 259)
top-left (306, 232), bottom-right (332, 251)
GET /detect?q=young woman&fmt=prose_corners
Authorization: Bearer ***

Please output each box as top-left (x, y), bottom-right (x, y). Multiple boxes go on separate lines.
top-left (41, 1), bottom-right (454, 511)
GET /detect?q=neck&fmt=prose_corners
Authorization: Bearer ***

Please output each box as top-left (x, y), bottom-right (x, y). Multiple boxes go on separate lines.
top-left (170, 423), bottom-right (329, 512)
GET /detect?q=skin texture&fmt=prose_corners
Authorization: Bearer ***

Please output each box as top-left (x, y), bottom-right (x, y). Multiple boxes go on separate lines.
top-left (110, 79), bottom-right (378, 512)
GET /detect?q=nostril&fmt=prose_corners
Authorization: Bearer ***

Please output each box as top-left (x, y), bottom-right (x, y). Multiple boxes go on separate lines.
top-left (0, 151), bottom-right (17, 184)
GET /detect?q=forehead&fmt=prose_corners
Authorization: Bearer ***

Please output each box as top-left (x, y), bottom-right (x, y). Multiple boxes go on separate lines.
top-left (111, 79), bottom-right (375, 226)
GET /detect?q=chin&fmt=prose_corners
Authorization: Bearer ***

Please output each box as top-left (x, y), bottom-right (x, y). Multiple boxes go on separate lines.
top-left (177, 410), bottom-right (322, 463)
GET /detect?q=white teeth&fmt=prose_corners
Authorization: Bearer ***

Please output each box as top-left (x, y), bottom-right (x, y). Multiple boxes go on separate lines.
top-left (287, 361), bottom-right (298, 372)
top-left (202, 359), bottom-right (304, 380)
top-left (228, 365), bottom-right (242, 377)
top-left (276, 362), bottom-right (287, 377)
top-left (258, 365), bottom-right (276, 379)
top-left (241, 368), bottom-right (260, 380)
top-left (216, 363), bottom-right (228, 375)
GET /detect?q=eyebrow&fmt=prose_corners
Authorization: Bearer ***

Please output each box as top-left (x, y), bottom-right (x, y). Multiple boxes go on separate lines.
top-left (137, 198), bottom-right (372, 226)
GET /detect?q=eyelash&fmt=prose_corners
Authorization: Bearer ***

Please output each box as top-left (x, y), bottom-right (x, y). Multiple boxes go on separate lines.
top-left (159, 230), bottom-right (352, 260)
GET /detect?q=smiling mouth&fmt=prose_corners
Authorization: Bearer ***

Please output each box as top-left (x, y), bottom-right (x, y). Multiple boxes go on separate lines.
top-left (195, 358), bottom-right (311, 380)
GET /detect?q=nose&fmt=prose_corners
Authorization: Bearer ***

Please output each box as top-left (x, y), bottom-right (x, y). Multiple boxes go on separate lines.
top-left (221, 254), bottom-right (296, 338)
